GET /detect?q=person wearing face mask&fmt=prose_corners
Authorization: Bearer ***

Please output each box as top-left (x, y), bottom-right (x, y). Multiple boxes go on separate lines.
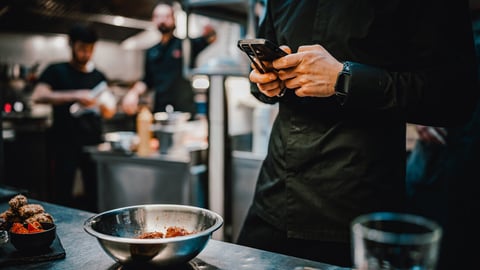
top-left (121, 1), bottom-right (216, 118)
top-left (31, 23), bottom-right (116, 212)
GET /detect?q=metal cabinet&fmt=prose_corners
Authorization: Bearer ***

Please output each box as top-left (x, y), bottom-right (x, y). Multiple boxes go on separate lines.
top-left (89, 149), bottom-right (207, 212)
top-left (230, 150), bottom-right (264, 242)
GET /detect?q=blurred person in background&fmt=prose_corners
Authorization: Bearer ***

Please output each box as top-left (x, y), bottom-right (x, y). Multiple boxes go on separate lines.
top-left (236, 0), bottom-right (478, 268)
top-left (121, 1), bottom-right (216, 119)
top-left (405, 5), bottom-right (480, 269)
top-left (31, 23), bottom-right (116, 212)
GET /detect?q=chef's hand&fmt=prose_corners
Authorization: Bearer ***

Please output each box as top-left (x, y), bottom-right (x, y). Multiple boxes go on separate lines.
top-left (75, 90), bottom-right (96, 107)
top-left (249, 46), bottom-right (291, 97)
top-left (273, 44), bottom-right (343, 98)
top-left (415, 125), bottom-right (447, 145)
top-left (98, 91), bottom-right (117, 119)
top-left (121, 81), bottom-right (147, 115)
top-left (121, 91), bottom-right (139, 115)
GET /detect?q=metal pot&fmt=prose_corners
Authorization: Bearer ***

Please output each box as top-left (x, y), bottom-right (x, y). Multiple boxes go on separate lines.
top-left (104, 131), bottom-right (137, 153)
top-left (153, 112), bottom-right (191, 155)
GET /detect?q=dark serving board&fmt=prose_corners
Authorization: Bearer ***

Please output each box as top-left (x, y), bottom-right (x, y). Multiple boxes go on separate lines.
top-left (0, 234), bottom-right (66, 266)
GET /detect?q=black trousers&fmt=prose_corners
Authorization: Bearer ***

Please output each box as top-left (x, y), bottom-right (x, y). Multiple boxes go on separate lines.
top-left (49, 143), bottom-right (98, 212)
top-left (236, 208), bottom-right (353, 268)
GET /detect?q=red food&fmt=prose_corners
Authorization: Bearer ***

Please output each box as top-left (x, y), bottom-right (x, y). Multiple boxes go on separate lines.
top-left (136, 226), bottom-right (195, 239)
top-left (10, 221), bottom-right (45, 234)
top-left (165, 226), bottom-right (194, 238)
top-left (27, 221), bottom-right (44, 233)
top-left (137, 231), bottom-right (164, 239)
top-left (10, 222), bottom-right (28, 234)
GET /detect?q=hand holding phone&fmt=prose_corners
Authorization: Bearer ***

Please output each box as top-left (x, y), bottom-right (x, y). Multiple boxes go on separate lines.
top-left (237, 38), bottom-right (287, 73)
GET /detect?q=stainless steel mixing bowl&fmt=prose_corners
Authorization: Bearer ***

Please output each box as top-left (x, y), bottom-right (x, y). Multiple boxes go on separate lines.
top-left (83, 204), bottom-right (223, 267)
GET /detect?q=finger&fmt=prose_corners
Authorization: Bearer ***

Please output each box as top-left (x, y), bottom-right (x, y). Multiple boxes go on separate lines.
top-left (275, 44), bottom-right (326, 70)
top-left (249, 69), bottom-right (278, 84)
top-left (297, 44), bottom-right (324, 53)
top-left (273, 48), bottom-right (300, 70)
top-left (282, 76), bottom-right (302, 90)
top-left (279, 45), bottom-right (292, 54)
top-left (277, 67), bottom-right (297, 81)
top-left (257, 79), bottom-right (283, 92)
top-left (257, 83), bottom-right (283, 97)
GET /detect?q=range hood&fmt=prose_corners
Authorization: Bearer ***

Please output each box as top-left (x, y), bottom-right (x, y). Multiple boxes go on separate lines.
top-left (0, 0), bottom-right (161, 41)
top-left (183, 0), bottom-right (250, 25)
top-left (0, 0), bottom-right (251, 42)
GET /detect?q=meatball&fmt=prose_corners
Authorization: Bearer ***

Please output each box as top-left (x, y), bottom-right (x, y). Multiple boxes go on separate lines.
top-left (8, 194), bottom-right (28, 211)
top-left (25, 212), bottom-right (54, 224)
top-left (18, 204), bottom-right (45, 219)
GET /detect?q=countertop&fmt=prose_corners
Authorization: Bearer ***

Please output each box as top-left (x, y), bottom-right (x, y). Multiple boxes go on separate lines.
top-left (0, 197), bottom-right (351, 270)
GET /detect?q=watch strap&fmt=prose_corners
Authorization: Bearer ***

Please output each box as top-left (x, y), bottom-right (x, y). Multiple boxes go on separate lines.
top-left (335, 61), bottom-right (352, 106)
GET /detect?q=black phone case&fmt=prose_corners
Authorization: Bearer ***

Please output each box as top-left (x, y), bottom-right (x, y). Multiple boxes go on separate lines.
top-left (237, 38), bottom-right (287, 61)
top-left (237, 39), bottom-right (287, 73)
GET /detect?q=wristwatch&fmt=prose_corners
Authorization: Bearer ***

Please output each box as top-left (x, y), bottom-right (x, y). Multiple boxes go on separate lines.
top-left (334, 61), bottom-right (352, 105)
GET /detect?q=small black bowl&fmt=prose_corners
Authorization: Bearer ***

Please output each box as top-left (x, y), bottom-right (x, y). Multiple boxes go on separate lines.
top-left (9, 222), bottom-right (56, 251)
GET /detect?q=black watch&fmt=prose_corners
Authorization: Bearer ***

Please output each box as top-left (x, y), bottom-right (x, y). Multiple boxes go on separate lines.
top-left (334, 61), bottom-right (352, 105)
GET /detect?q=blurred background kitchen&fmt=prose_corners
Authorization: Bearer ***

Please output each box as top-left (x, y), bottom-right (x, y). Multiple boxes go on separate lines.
top-left (0, 0), bottom-right (276, 242)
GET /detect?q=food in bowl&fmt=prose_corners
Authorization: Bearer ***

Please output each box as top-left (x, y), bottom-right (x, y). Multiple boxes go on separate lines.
top-left (0, 194), bottom-right (54, 230)
top-left (9, 222), bottom-right (56, 251)
top-left (83, 204), bottom-right (223, 267)
top-left (137, 226), bottom-right (195, 239)
top-left (0, 194), bottom-right (57, 251)
top-left (10, 221), bottom-right (46, 234)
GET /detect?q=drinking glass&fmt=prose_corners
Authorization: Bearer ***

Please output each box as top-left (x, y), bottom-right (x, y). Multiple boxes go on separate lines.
top-left (351, 212), bottom-right (442, 270)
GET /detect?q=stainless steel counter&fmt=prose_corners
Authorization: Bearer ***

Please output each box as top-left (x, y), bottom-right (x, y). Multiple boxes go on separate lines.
top-left (0, 198), bottom-right (352, 270)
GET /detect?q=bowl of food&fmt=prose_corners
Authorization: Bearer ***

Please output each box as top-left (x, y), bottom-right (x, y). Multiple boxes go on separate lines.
top-left (83, 204), bottom-right (223, 267)
top-left (9, 221), bottom-right (56, 251)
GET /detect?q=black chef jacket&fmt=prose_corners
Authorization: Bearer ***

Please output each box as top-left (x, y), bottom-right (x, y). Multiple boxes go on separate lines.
top-left (143, 36), bottom-right (209, 116)
top-left (38, 62), bottom-right (107, 146)
top-left (249, 0), bottom-right (478, 242)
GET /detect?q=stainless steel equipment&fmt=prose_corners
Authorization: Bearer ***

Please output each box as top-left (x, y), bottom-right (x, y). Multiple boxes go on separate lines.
top-left (230, 150), bottom-right (264, 242)
top-left (89, 147), bottom-right (208, 212)
top-left (83, 204), bottom-right (223, 267)
top-left (152, 111), bottom-right (191, 155)
top-left (183, 0), bottom-right (259, 241)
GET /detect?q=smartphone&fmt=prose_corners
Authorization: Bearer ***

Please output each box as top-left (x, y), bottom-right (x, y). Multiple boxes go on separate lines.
top-left (237, 38), bottom-right (287, 73)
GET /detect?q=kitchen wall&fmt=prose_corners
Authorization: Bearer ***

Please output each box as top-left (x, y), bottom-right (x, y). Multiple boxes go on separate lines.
top-left (0, 32), bottom-right (144, 82)
top-left (0, 11), bottom-right (247, 82)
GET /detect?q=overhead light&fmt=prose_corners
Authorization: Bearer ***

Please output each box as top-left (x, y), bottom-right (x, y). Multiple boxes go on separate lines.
top-left (192, 75), bottom-right (210, 89)
top-left (90, 14), bottom-right (151, 29)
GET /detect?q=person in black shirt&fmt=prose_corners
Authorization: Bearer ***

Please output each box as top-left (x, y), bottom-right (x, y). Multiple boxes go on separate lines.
top-left (236, 0), bottom-right (479, 268)
top-left (31, 23), bottom-right (116, 212)
top-left (405, 8), bottom-right (480, 269)
top-left (121, 1), bottom-right (216, 118)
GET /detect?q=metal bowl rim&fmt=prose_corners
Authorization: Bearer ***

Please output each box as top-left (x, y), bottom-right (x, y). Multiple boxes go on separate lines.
top-left (83, 204), bottom-right (223, 244)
